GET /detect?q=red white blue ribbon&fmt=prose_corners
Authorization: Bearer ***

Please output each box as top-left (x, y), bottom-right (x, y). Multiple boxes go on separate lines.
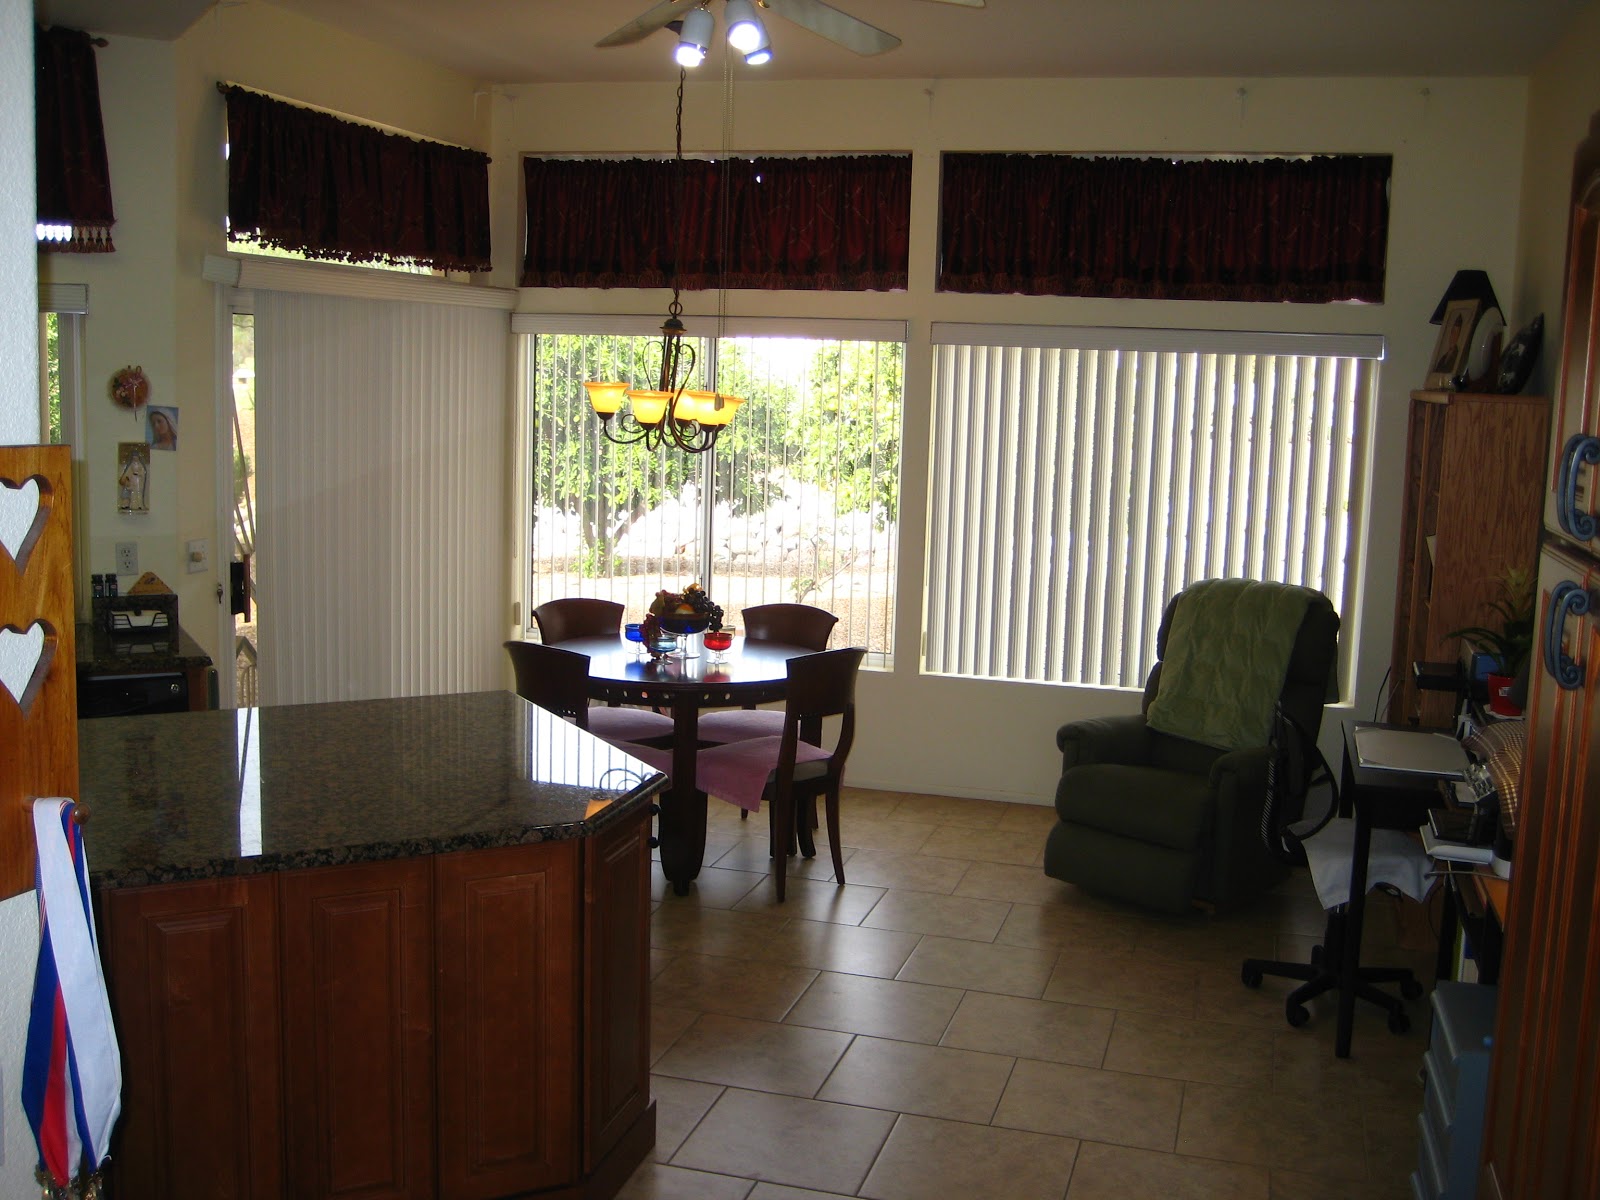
top-left (22, 799), bottom-right (122, 1192)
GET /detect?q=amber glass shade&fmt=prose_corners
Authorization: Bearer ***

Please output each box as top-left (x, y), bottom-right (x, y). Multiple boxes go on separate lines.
top-left (584, 381), bottom-right (628, 415)
top-left (627, 389), bottom-right (672, 426)
top-left (696, 394), bottom-right (744, 427)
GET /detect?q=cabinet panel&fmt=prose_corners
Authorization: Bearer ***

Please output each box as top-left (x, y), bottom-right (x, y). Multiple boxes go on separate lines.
top-left (584, 811), bottom-right (652, 1169)
top-left (1482, 546), bottom-right (1600, 1198)
top-left (280, 858), bottom-right (435, 1200)
top-left (102, 875), bottom-right (282, 1200)
top-left (435, 841), bottom-right (580, 1200)
top-left (1388, 392), bottom-right (1549, 727)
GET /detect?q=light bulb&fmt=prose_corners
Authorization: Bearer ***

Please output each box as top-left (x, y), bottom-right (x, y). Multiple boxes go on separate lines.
top-left (675, 8), bottom-right (713, 68)
top-left (725, 0), bottom-right (765, 53)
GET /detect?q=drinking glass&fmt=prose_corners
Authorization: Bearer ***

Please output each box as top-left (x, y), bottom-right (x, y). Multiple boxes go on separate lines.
top-left (624, 623), bottom-right (644, 659)
top-left (703, 626), bottom-right (734, 664)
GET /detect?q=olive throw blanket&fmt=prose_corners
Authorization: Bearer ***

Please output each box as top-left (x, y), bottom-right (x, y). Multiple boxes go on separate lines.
top-left (1144, 579), bottom-right (1319, 751)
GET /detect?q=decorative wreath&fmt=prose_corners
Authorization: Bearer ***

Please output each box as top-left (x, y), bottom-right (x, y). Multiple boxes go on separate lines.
top-left (110, 365), bottom-right (151, 410)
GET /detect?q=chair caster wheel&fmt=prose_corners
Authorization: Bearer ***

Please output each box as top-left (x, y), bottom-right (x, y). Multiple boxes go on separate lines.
top-left (1286, 1003), bottom-right (1311, 1028)
top-left (648, 836), bottom-right (660, 849)
top-left (1401, 980), bottom-right (1424, 1001)
top-left (1241, 964), bottom-right (1263, 989)
top-left (1388, 1010), bottom-right (1411, 1035)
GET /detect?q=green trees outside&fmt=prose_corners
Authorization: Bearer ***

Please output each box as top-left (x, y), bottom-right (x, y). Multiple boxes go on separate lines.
top-left (529, 332), bottom-right (902, 579)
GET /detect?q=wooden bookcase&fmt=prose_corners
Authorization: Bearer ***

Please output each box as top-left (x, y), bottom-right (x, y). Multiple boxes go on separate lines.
top-left (1387, 390), bottom-right (1550, 727)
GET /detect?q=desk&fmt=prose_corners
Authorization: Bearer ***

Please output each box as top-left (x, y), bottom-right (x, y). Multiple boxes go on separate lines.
top-left (1337, 720), bottom-right (1451, 1057)
top-left (563, 635), bottom-right (813, 894)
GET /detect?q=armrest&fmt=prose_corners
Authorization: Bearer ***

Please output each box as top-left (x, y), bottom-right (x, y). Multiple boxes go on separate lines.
top-left (1057, 715), bottom-right (1157, 769)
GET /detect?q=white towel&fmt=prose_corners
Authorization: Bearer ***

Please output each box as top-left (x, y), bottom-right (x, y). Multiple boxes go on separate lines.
top-left (1302, 817), bottom-right (1436, 910)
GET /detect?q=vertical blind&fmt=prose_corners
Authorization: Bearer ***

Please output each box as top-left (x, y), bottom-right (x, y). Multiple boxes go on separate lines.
top-left (925, 325), bottom-right (1378, 690)
top-left (254, 291), bottom-right (508, 705)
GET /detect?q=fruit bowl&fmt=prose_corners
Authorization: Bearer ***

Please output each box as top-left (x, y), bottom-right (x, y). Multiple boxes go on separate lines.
top-left (656, 613), bottom-right (711, 636)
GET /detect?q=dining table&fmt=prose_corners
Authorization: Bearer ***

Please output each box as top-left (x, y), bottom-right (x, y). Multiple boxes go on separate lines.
top-left (559, 634), bottom-right (815, 894)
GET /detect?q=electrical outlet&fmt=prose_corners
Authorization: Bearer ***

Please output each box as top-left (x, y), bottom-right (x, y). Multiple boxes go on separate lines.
top-left (186, 539), bottom-right (208, 573)
top-left (115, 541), bottom-right (138, 575)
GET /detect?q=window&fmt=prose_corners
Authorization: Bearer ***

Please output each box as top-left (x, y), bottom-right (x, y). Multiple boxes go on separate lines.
top-left (925, 324), bottom-right (1378, 692)
top-left (37, 287), bottom-right (85, 448)
top-left (516, 317), bottom-right (904, 657)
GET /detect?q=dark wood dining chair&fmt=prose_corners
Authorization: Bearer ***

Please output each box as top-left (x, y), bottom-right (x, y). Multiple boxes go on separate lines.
top-left (532, 598), bottom-right (624, 644)
top-left (697, 647), bottom-right (864, 901)
top-left (698, 603), bottom-right (840, 747)
top-left (504, 640), bottom-right (674, 747)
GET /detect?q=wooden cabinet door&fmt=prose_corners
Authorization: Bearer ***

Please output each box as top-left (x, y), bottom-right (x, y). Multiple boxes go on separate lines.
top-left (101, 874), bottom-right (283, 1200)
top-left (1481, 546), bottom-right (1600, 1198)
top-left (279, 858), bottom-right (434, 1200)
top-left (584, 810), bottom-right (653, 1170)
top-left (435, 841), bottom-right (579, 1200)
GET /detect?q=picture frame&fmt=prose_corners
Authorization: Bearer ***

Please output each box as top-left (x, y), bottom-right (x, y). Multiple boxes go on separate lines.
top-left (1426, 297), bottom-right (1481, 389)
top-left (145, 405), bottom-right (178, 452)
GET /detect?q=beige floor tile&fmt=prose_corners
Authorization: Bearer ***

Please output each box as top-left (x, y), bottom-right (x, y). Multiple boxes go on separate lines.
top-left (1364, 1096), bottom-right (1427, 1193)
top-left (996, 901), bottom-right (1148, 954)
top-left (1064, 1141), bottom-right (1268, 1200)
top-left (860, 1114), bottom-right (1080, 1200)
top-left (1104, 1010), bottom-right (1274, 1088)
top-left (785, 971), bottom-right (964, 1044)
top-left (1043, 946), bottom-right (1199, 1018)
top-left (731, 875), bottom-right (888, 924)
top-left (861, 890), bottom-right (1011, 940)
top-left (656, 864), bottom-right (766, 908)
top-left (650, 1075), bottom-right (726, 1160)
top-left (897, 935), bottom-right (1059, 997)
top-left (1177, 1081), bottom-right (1367, 1179)
top-left (653, 1013), bottom-right (853, 1097)
top-left (837, 788), bottom-right (908, 822)
top-left (1267, 1169), bottom-right (1395, 1199)
top-left (650, 953), bottom-right (819, 1021)
top-left (993, 1058), bottom-right (1183, 1151)
top-left (888, 793), bottom-right (1010, 829)
top-left (1135, 911), bottom-right (1279, 968)
top-left (955, 860), bottom-right (1080, 905)
top-left (918, 824), bottom-right (1046, 866)
top-left (995, 802), bottom-right (1061, 835)
top-left (710, 836), bottom-right (852, 881)
top-left (672, 1087), bottom-right (896, 1194)
top-left (834, 848), bottom-right (971, 894)
top-left (747, 1186), bottom-right (856, 1200)
top-left (616, 1162), bottom-right (754, 1200)
top-left (1271, 1028), bottom-right (1423, 1109)
top-left (651, 905), bottom-right (791, 960)
top-left (941, 991), bottom-right (1114, 1067)
top-left (743, 918), bottom-right (922, 979)
top-left (817, 1036), bottom-right (1015, 1123)
top-left (834, 817), bottom-right (938, 854)
top-left (651, 1004), bottom-right (698, 1065)
top-left (651, 947), bottom-right (675, 978)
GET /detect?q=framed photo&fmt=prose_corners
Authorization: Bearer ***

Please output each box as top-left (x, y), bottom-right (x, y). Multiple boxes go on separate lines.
top-left (1426, 298), bottom-right (1481, 389)
top-left (146, 405), bottom-right (178, 451)
top-left (117, 442), bottom-right (150, 513)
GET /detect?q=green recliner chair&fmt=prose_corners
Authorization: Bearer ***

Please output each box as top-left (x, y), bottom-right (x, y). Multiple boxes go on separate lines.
top-left (1043, 579), bottom-right (1340, 914)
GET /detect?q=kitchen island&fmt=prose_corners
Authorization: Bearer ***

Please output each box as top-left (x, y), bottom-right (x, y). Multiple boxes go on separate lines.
top-left (80, 691), bottom-right (665, 1200)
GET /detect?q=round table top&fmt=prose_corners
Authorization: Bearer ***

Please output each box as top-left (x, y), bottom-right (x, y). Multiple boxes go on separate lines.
top-left (557, 635), bottom-right (814, 694)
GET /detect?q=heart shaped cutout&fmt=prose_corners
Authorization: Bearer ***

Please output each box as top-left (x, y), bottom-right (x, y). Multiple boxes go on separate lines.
top-left (0, 622), bottom-right (54, 715)
top-left (0, 476), bottom-right (49, 574)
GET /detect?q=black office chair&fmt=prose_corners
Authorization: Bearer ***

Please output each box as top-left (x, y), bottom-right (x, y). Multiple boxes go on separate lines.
top-left (1240, 706), bottom-right (1424, 1034)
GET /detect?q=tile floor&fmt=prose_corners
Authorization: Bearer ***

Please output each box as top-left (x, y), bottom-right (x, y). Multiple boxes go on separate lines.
top-left (623, 788), bottom-right (1440, 1200)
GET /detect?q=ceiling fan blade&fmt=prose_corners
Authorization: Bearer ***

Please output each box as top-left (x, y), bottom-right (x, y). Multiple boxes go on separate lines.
top-left (596, 0), bottom-right (697, 48)
top-left (763, 0), bottom-right (901, 55)
top-left (919, 0), bottom-right (985, 6)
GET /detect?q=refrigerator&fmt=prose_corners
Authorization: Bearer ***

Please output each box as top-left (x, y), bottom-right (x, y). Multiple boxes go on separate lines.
top-left (1479, 117), bottom-right (1600, 1198)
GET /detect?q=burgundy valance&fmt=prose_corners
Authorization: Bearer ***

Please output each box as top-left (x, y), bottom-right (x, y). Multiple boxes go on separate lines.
top-left (35, 26), bottom-right (115, 253)
top-left (939, 152), bottom-right (1391, 303)
top-left (521, 154), bottom-right (910, 292)
top-left (221, 85), bottom-right (492, 273)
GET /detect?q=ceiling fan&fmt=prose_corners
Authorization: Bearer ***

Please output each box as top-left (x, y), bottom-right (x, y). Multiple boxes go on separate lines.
top-left (597, 0), bottom-right (984, 63)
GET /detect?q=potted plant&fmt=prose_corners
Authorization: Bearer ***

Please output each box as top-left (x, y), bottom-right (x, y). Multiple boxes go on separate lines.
top-left (1448, 565), bottom-right (1537, 716)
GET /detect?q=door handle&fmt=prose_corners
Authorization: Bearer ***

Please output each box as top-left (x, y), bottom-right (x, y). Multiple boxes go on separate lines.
top-left (1543, 580), bottom-right (1592, 691)
top-left (1556, 434), bottom-right (1600, 540)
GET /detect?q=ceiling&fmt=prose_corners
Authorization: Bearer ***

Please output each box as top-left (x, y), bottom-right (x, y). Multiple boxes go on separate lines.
top-left (36, 0), bottom-right (1591, 86)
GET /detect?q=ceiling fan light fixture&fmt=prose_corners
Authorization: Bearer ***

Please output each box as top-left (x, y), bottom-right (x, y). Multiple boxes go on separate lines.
top-left (724, 0), bottom-right (765, 52)
top-left (742, 25), bottom-right (773, 65)
top-left (674, 7), bottom-right (713, 67)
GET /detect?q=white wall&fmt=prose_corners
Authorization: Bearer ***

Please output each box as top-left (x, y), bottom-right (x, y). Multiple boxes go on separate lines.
top-left (0, 0), bottom-right (42, 1189)
top-left (499, 73), bottom-right (1532, 801)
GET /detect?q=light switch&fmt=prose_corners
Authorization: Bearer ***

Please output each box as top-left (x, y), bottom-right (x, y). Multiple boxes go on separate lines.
top-left (186, 538), bottom-right (208, 573)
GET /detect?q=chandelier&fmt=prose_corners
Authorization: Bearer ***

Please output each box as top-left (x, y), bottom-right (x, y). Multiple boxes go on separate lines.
top-left (583, 70), bottom-right (744, 455)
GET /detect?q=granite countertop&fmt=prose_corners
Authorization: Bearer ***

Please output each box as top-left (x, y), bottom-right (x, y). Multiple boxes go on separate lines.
top-left (76, 620), bottom-right (214, 674)
top-left (78, 691), bottom-right (667, 890)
